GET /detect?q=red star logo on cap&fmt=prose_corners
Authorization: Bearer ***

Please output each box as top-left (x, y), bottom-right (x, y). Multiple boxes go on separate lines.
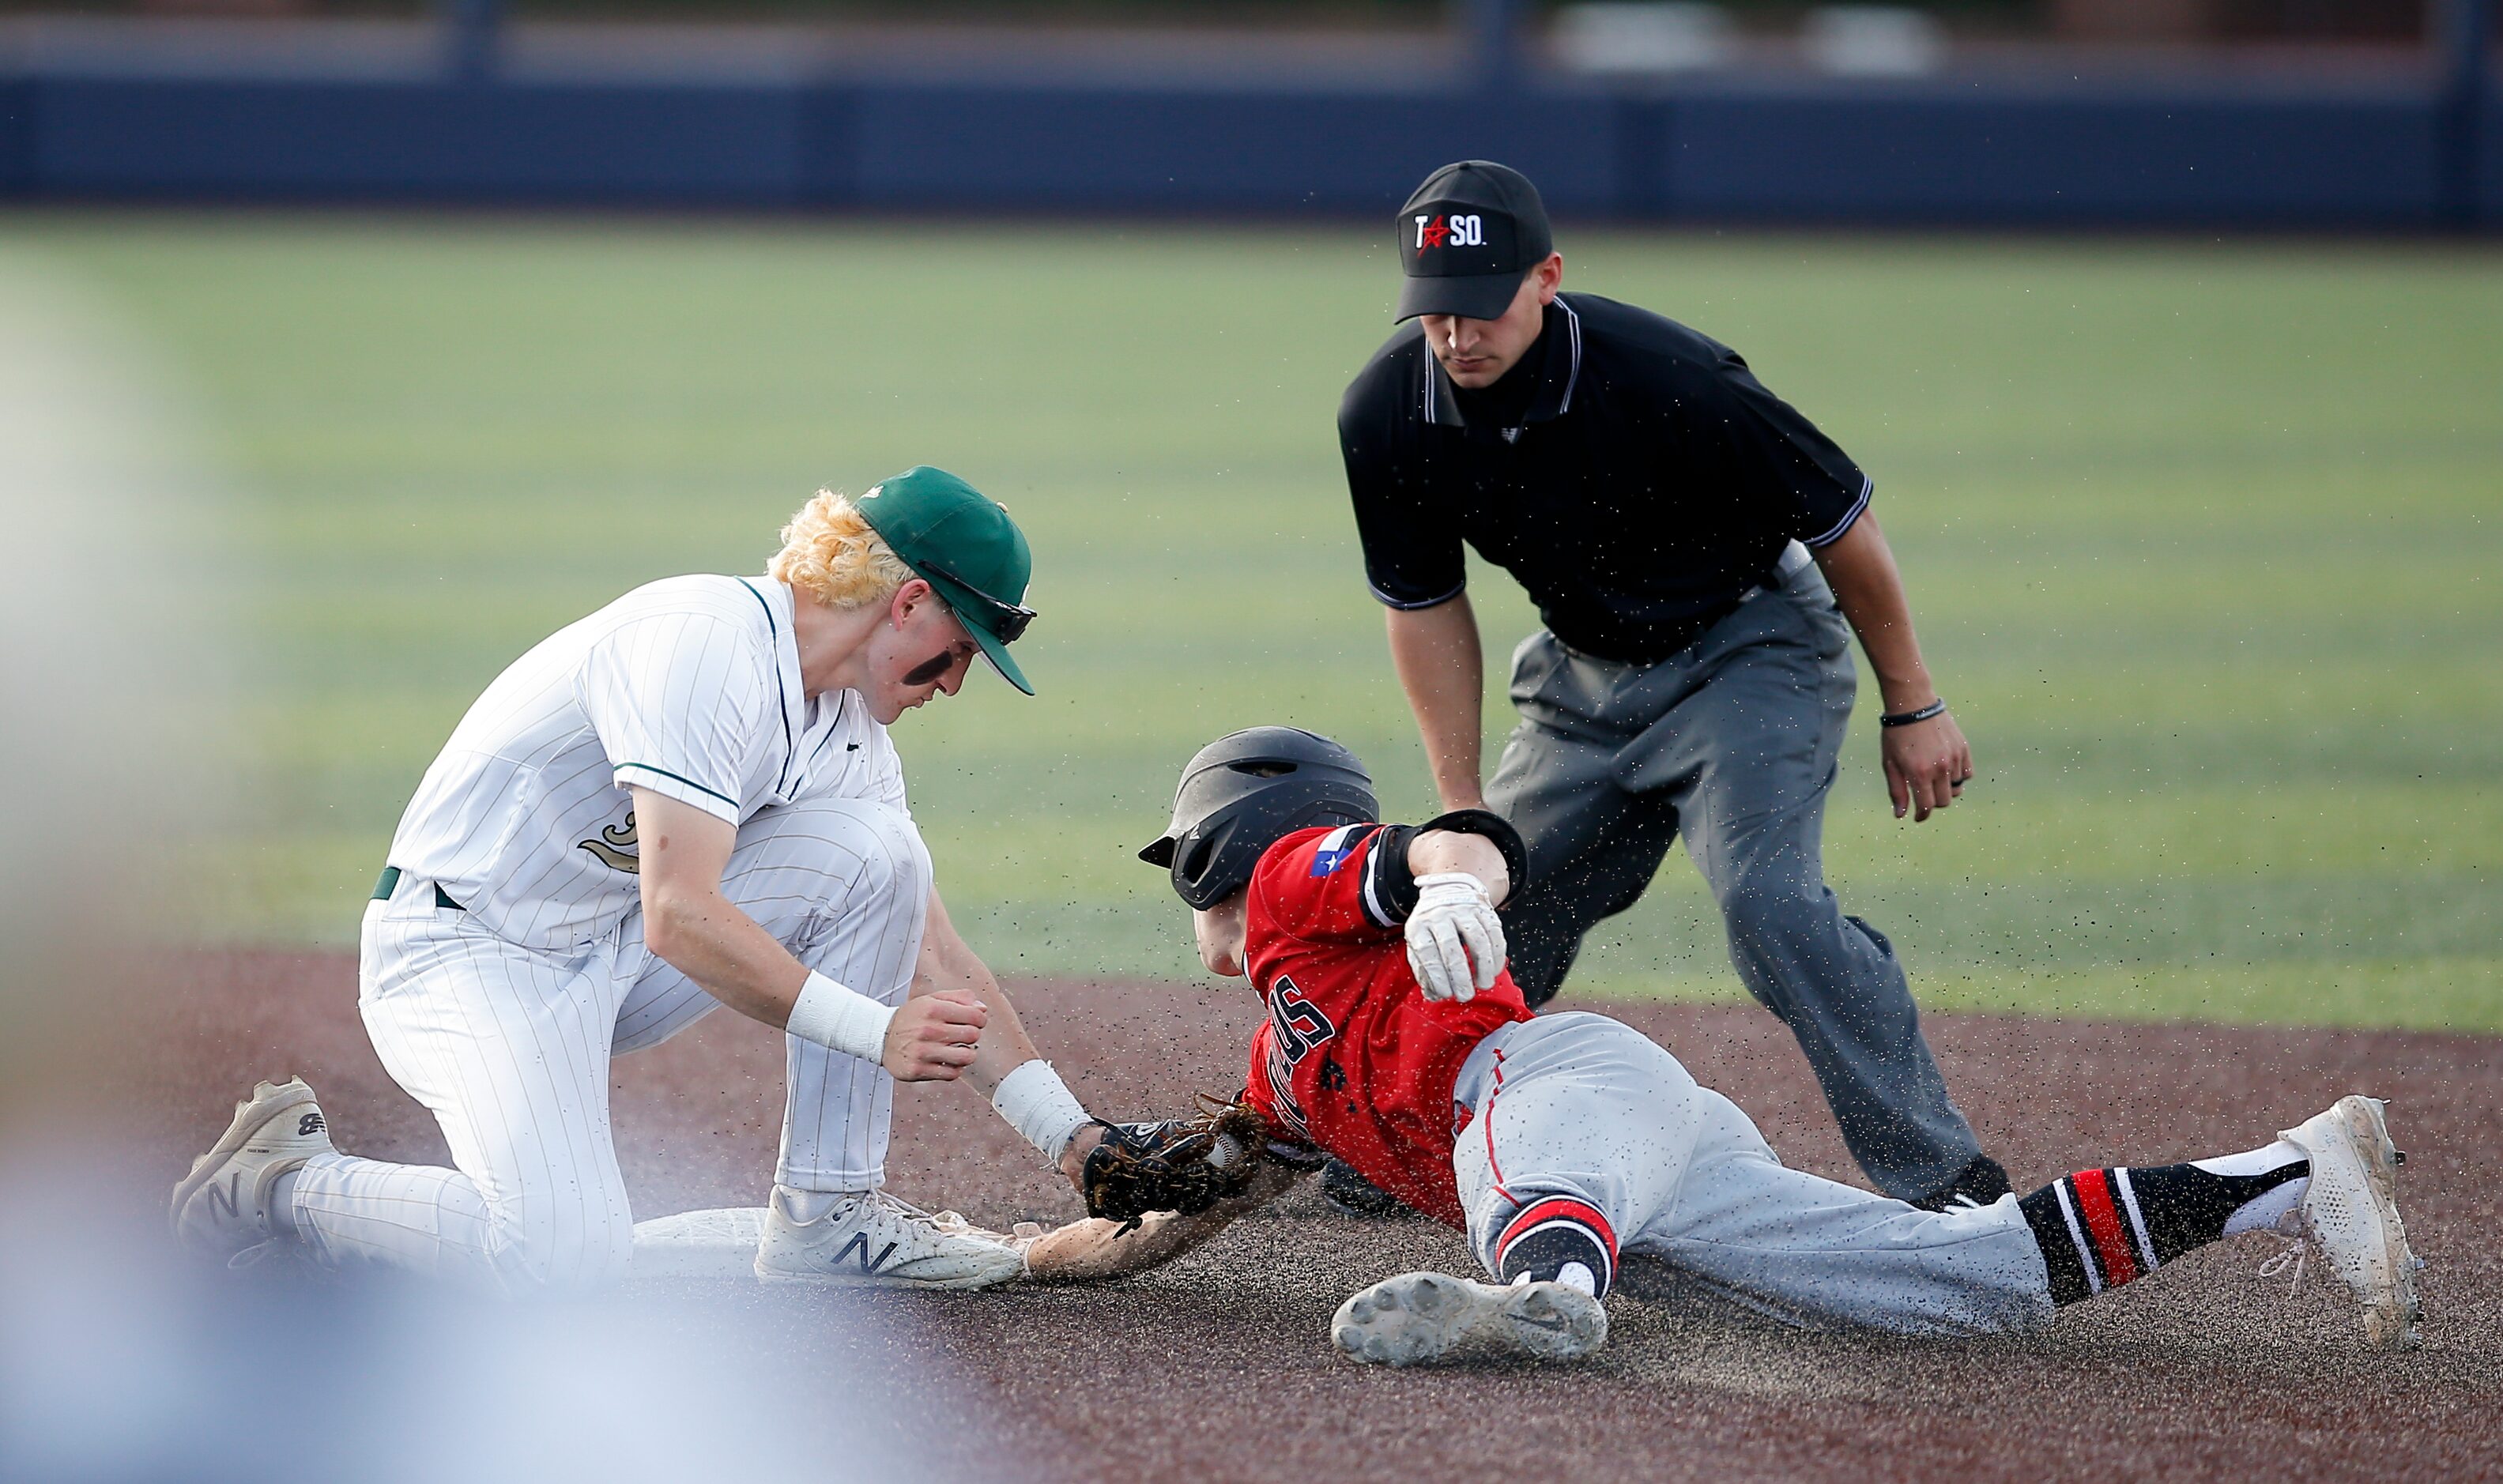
top-left (1419, 216), bottom-right (1450, 250)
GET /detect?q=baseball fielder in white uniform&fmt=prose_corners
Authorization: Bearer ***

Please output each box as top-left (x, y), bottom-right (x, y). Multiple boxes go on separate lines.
top-left (172, 467), bottom-right (1106, 1293)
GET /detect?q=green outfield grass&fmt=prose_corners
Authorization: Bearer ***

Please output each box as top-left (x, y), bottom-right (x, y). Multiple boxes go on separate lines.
top-left (11, 215), bottom-right (2497, 1033)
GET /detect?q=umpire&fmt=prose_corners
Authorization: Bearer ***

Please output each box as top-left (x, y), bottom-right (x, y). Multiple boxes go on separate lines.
top-left (1336, 160), bottom-right (2008, 1211)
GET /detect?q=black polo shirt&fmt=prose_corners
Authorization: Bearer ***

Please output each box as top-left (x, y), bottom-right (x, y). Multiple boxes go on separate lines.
top-left (1339, 292), bottom-right (1872, 664)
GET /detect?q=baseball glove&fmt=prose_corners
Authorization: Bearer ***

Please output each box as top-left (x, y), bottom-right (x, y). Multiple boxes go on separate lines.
top-left (1081, 1094), bottom-right (1273, 1233)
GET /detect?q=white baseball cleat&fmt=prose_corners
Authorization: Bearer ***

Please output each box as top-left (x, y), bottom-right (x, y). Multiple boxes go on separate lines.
top-left (753, 1186), bottom-right (1025, 1290)
top-left (1332, 1271), bottom-right (1608, 1368)
top-left (168, 1077), bottom-right (334, 1265)
top-left (2280, 1095), bottom-right (2422, 1349)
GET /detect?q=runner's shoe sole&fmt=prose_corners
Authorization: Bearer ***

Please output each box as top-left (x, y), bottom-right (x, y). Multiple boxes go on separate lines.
top-left (1333, 1271), bottom-right (1607, 1368)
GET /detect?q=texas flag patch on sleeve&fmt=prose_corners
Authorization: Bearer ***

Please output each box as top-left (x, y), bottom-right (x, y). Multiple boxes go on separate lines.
top-left (1308, 824), bottom-right (1363, 876)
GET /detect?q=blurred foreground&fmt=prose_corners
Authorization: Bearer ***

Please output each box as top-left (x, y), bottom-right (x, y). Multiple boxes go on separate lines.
top-left (0, 1196), bottom-right (950, 1482)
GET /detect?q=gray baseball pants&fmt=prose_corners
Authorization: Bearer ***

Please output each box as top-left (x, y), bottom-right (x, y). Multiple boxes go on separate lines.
top-left (1485, 546), bottom-right (1985, 1201)
top-left (1452, 1014), bottom-right (2050, 1334)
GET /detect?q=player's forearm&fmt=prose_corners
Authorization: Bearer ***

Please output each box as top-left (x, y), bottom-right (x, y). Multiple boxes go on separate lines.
top-left (916, 891), bottom-right (1095, 1185)
top-left (1811, 513), bottom-right (1938, 714)
top-left (925, 947), bottom-right (1039, 1100)
top-left (633, 787), bottom-right (811, 1027)
top-left (1385, 596), bottom-right (1487, 810)
top-left (912, 891), bottom-right (1044, 1096)
top-left (1409, 829), bottom-right (1510, 906)
top-left (644, 885), bottom-right (809, 1026)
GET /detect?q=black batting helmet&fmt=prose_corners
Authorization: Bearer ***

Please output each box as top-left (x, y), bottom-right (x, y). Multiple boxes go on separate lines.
top-left (1139, 727), bottom-right (1380, 910)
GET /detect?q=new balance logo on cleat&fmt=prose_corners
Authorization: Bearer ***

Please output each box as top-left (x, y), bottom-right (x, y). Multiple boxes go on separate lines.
top-left (833, 1233), bottom-right (899, 1274)
top-left (168, 1076), bottom-right (332, 1263)
top-left (754, 1188), bottom-right (1024, 1289)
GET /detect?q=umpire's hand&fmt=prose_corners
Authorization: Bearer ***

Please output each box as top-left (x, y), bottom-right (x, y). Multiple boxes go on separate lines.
top-left (1882, 708), bottom-right (1973, 823)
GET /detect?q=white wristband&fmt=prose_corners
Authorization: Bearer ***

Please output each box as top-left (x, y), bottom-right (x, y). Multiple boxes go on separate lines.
top-left (991, 1058), bottom-right (1093, 1164)
top-left (785, 970), bottom-right (895, 1065)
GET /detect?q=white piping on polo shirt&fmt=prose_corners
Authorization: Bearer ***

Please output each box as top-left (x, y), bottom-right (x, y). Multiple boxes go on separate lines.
top-left (1414, 295), bottom-right (1584, 428)
top-left (1369, 577), bottom-right (1467, 611)
top-left (1555, 294), bottom-right (1582, 416)
top-left (1802, 472), bottom-right (1875, 549)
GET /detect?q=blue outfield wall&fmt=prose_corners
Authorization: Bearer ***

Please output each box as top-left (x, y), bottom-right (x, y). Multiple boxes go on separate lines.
top-left (2487, 86), bottom-right (2503, 221)
top-left (0, 64), bottom-right (2494, 228)
top-left (28, 77), bottom-right (812, 203)
top-left (841, 84), bottom-right (1627, 213)
top-left (1664, 86), bottom-right (2452, 225)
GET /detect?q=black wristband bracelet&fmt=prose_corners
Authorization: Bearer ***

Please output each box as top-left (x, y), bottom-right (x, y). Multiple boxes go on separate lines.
top-left (1879, 699), bottom-right (1948, 729)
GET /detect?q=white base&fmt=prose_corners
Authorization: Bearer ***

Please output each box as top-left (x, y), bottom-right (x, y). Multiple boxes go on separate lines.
top-left (631, 1206), bottom-right (771, 1280)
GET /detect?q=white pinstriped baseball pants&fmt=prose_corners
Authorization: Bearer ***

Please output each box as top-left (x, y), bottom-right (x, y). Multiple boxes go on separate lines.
top-left (288, 795), bottom-right (930, 1294)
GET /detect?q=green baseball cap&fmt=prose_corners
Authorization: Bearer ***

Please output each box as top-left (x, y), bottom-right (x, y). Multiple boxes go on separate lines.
top-left (854, 465), bottom-right (1037, 695)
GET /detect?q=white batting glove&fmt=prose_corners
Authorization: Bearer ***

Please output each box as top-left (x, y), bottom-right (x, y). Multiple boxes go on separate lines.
top-left (1405, 872), bottom-right (1506, 1003)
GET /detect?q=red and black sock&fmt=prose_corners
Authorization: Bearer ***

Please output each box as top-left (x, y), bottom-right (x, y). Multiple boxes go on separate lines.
top-left (1494, 1196), bottom-right (1617, 1298)
top-left (2018, 1154), bottom-right (2309, 1305)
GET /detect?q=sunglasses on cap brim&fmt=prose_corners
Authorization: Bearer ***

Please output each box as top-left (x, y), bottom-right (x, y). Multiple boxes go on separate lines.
top-left (918, 558), bottom-right (1036, 644)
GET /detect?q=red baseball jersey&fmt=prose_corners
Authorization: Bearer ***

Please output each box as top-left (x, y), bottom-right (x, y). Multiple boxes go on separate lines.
top-left (1240, 823), bottom-right (1530, 1226)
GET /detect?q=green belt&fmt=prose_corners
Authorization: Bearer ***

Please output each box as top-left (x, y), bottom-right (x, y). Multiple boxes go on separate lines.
top-left (372, 865), bottom-right (464, 911)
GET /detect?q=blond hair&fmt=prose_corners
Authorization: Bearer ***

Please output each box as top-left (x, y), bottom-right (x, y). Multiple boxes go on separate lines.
top-left (768, 489), bottom-right (914, 610)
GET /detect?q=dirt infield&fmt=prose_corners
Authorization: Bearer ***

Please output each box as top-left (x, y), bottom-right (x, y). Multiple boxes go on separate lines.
top-left (141, 951), bottom-right (2501, 1482)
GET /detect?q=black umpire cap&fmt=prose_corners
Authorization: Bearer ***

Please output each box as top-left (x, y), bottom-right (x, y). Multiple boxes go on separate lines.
top-left (1394, 160), bottom-right (1554, 323)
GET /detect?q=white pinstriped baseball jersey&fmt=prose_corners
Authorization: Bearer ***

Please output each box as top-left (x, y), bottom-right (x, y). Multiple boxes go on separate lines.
top-left (387, 574), bottom-right (907, 951)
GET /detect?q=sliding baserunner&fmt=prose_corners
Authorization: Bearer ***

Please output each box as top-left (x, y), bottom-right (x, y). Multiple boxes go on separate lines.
top-left (1102, 727), bottom-right (2422, 1365)
top-left (172, 469), bottom-right (1104, 1293)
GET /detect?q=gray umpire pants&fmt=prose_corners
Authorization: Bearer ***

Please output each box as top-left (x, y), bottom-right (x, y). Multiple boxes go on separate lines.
top-left (1486, 545), bottom-right (1985, 1202)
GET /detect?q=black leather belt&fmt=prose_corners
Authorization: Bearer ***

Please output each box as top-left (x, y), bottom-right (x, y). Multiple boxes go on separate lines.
top-left (372, 865), bottom-right (463, 911)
